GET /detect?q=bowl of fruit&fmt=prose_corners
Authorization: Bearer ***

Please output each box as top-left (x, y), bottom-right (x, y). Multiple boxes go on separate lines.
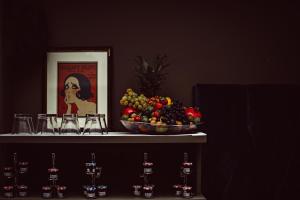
top-left (120, 89), bottom-right (202, 135)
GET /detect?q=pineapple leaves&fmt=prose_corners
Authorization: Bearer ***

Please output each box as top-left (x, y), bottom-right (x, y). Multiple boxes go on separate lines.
top-left (134, 54), bottom-right (170, 97)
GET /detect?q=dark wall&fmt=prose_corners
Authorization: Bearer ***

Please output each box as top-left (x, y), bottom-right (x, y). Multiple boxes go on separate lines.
top-left (0, 0), bottom-right (3, 131)
top-left (1, 0), bottom-right (47, 132)
top-left (1, 0), bottom-right (299, 132)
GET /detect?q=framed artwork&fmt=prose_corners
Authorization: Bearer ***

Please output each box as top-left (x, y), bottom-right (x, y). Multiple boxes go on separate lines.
top-left (46, 47), bottom-right (112, 128)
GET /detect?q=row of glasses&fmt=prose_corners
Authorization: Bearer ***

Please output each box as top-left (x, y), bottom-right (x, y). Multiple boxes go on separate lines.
top-left (12, 114), bottom-right (107, 135)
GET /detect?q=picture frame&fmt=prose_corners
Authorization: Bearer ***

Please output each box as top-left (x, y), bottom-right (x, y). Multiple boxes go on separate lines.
top-left (46, 47), bottom-right (112, 129)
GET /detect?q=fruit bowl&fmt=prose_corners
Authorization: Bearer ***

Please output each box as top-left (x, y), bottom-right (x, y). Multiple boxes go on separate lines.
top-left (120, 120), bottom-right (199, 135)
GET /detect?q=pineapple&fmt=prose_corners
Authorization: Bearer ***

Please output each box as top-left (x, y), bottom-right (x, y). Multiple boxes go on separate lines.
top-left (134, 54), bottom-right (170, 97)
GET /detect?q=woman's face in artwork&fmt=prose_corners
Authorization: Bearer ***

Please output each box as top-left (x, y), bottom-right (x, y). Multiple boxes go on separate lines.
top-left (64, 76), bottom-right (80, 103)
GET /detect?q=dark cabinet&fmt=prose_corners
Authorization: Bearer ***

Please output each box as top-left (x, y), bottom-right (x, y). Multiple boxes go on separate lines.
top-left (193, 84), bottom-right (300, 200)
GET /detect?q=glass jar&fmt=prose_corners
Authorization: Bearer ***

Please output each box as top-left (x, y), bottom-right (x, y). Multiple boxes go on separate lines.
top-left (57, 185), bottom-right (67, 198)
top-left (97, 185), bottom-right (107, 197)
top-left (3, 186), bottom-right (14, 198)
top-left (182, 186), bottom-right (192, 198)
top-left (132, 185), bottom-right (142, 196)
top-left (18, 161), bottom-right (29, 174)
top-left (182, 162), bottom-right (192, 175)
top-left (86, 186), bottom-right (96, 199)
top-left (143, 162), bottom-right (154, 174)
top-left (143, 185), bottom-right (154, 199)
top-left (41, 186), bottom-right (52, 199)
top-left (3, 167), bottom-right (14, 178)
top-left (17, 185), bottom-right (28, 197)
top-left (48, 168), bottom-right (59, 181)
top-left (173, 184), bottom-right (183, 196)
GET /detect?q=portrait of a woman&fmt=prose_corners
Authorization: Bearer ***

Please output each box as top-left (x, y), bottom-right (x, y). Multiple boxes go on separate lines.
top-left (61, 73), bottom-right (96, 116)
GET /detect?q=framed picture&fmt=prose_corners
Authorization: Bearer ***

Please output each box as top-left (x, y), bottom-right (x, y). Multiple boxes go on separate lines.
top-left (46, 47), bottom-right (112, 128)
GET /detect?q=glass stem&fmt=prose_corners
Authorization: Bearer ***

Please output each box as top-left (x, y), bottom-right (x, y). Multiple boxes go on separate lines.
top-left (13, 153), bottom-right (18, 188)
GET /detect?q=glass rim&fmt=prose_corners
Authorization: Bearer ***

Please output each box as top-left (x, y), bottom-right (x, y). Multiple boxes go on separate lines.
top-left (86, 114), bottom-right (105, 117)
top-left (14, 113), bottom-right (33, 118)
top-left (63, 114), bottom-right (78, 118)
top-left (37, 114), bottom-right (57, 117)
top-left (86, 114), bottom-right (100, 117)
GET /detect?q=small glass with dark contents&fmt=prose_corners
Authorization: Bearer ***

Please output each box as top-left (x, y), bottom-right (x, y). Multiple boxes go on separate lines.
top-left (95, 167), bottom-right (102, 178)
top-left (182, 186), bottom-right (193, 198)
top-left (182, 162), bottom-right (193, 175)
top-left (41, 186), bottom-right (52, 199)
top-left (133, 185), bottom-right (142, 196)
top-left (3, 167), bottom-right (14, 178)
top-left (82, 185), bottom-right (88, 197)
top-left (3, 186), bottom-right (14, 198)
top-left (56, 185), bottom-right (67, 198)
top-left (143, 162), bottom-right (154, 175)
top-left (18, 161), bottom-right (29, 174)
top-left (86, 185), bottom-right (97, 199)
top-left (17, 185), bottom-right (28, 197)
top-left (48, 167), bottom-right (59, 181)
top-left (97, 185), bottom-right (107, 197)
top-left (85, 162), bottom-right (96, 175)
top-left (173, 184), bottom-right (183, 196)
top-left (143, 185), bottom-right (155, 198)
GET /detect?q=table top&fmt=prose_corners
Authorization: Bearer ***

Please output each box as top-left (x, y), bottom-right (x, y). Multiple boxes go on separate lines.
top-left (0, 132), bottom-right (207, 144)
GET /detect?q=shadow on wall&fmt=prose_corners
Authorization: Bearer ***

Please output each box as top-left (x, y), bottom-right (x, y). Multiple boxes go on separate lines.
top-left (193, 84), bottom-right (300, 200)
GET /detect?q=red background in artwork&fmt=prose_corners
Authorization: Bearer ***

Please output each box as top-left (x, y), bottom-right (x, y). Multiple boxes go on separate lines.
top-left (57, 62), bottom-right (97, 116)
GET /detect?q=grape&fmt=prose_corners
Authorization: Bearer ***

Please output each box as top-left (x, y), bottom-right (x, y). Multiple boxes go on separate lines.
top-left (132, 92), bottom-right (138, 97)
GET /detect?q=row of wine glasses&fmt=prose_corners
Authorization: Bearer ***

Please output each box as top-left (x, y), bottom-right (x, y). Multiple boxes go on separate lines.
top-left (12, 114), bottom-right (107, 135)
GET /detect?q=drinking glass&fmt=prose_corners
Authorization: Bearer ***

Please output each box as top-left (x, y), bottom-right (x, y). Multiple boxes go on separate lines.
top-left (12, 114), bottom-right (34, 134)
top-left (48, 114), bottom-right (59, 134)
top-left (35, 114), bottom-right (55, 135)
top-left (60, 114), bottom-right (80, 135)
top-left (83, 114), bottom-right (103, 135)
